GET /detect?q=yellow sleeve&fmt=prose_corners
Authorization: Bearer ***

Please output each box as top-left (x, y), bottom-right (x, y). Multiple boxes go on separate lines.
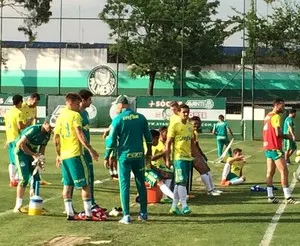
top-left (271, 114), bottom-right (281, 128)
top-left (226, 157), bottom-right (234, 163)
top-left (54, 117), bottom-right (61, 134)
top-left (167, 123), bottom-right (177, 138)
top-left (73, 113), bottom-right (82, 128)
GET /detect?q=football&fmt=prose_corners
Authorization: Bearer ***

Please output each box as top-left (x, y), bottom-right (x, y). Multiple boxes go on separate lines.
top-left (295, 156), bottom-right (300, 163)
top-left (296, 150), bottom-right (300, 156)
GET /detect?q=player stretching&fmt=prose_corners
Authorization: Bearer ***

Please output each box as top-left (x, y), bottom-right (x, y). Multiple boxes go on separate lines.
top-left (212, 115), bottom-right (234, 159)
top-left (104, 95), bottom-right (152, 224)
top-left (54, 93), bottom-right (99, 220)
top-left (220, 148), bottom-right (246, 186)
top-left (263, 98), bottom-right (298, 204)
top-left (4, 94), bottom-right (26, 187)
top-left (283, 109), bottom-right (297, 165)
top-left (13, 118), bottom-right (53, 212)
top-left (190, 116), bottom-right (222, 196)
top-left (166, 104), bottom-right (193, 215)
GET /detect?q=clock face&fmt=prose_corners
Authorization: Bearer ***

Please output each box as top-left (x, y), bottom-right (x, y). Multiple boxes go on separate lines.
top-left (88, 66), bottom-right (116, 96)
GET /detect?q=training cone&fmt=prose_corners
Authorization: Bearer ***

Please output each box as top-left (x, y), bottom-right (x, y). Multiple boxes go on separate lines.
top-left (28, 181), bottom-right (43, 216)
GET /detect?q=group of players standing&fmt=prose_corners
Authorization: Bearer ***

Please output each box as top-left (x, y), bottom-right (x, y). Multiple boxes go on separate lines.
top-left (5, 91), bottom-right (300, 224)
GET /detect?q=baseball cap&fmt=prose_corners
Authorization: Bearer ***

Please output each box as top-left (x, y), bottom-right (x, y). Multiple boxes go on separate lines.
top-left (44, 115), bottom-right (56, 128)
top-left (111, 95), bottom-right (129, 105)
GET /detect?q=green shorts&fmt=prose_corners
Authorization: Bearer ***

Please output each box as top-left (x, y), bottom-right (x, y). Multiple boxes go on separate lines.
top-left (83, 149), bottom-right (93, 166)
top-left (283, 139), bottom-right (297, 151)
top-left (226, 172), bottom-right (239, 181)
top-left (61, 155), bottom-right (89, 188)
top-left (265, 150), bottom-right (284, 161)
top-left (14, 149), bottom-right (40, 187)
top-left (8, 142), bottom-right (16, 165)
top-left (174, 160), bottom-right (193, 184)
top-left (145, 169), bottom-right (162, 187)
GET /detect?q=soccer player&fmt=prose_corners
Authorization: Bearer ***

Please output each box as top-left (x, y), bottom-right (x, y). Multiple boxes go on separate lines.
top-left (4, 94), bottom-right (26, 187)
top-left (54, 93), bottom-right (99, 220)
top-left (190, 116), bottom-right (222, 196)
top-left (145, 129), bottom-right (174, 203)
top-left (13, 117), bottom-right (53, 213)
top-left (78, 89), bottom-right (101, 209)
top-left (20, 92), bottom-right (40, 126)
top-left (166, 104), bottom-right (193, 215)
top-left (103, 126), bottom-right (118, 180)
top-left (212, 114), bottom-right (234, 159)
top-left (169, 101), bottom-right (181, 126)
top-left (283, 109), bottom-right (297, 165)
top-left (263, 98), bottom-right (298, 204)
top-left (220, 148), bottom-right (246, 186)
top-left (104, 95), bottom-right (152, 224)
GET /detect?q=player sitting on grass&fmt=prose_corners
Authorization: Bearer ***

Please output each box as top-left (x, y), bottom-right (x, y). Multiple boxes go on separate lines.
top-left (13, 117), bottom-right (53, 213)
top-left (145, 129), bottom-right (174, 203)
top-left (190, 116), bottom-right (223, 196)
top-left (220, 148), bottom-right (246, 186)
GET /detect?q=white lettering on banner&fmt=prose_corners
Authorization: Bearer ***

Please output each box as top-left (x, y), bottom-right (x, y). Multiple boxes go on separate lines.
top-left (148, 100), bottom-right (183, 108)
top-left (137, 108), bottom-right (225, 121)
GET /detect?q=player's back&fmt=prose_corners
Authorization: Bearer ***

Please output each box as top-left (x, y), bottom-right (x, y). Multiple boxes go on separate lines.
top-left (5, 107), bottom-right (22, 142)
top-left (116, 109), bottom-right (148, 159)
top-left (215, 121), bottom-right (228, 138)
top-left (55, 108), bottom-right (82, 160)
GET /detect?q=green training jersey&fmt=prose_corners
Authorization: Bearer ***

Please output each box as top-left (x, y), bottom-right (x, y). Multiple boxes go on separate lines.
top-left (283, 116), bottom-right (295, 135)
top-left (104, 108), bottom-right (152, 160)
top-left (15, 124), bottom-right (51, 153)
top-left (214, 121), bottom-right (229, 140)
top-left (80, 110), bottom-right (90, 143)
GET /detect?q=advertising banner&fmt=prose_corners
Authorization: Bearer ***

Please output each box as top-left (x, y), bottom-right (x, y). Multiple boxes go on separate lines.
top-left (47, 95), bottom-right (136, 128)
top-left (136, 96), bottom-right (226, 129)
top-left (0, 93), bottom-right (46, 125)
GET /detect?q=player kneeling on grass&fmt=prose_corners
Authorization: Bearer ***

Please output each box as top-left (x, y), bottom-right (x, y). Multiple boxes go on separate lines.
top-left (220, 148), bottom-right (246, 186)
top-left (190, 116), bottom-right (223, 196)
top-left (145, 129), bottom-right (174, 203)
top-left (13, 117), bottom-right (53, 213)
top-left (54, 93), bottom-right (99, 221)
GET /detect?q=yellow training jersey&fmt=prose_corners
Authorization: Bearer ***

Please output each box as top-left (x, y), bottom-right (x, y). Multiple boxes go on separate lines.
top-left (227, 157), bottom-right (244, 176)
top-left (20, 102), bottom-right (37, 124)
top-left (151, 140), bottom-right (166, 168)
top-left (4, 107), bottom-right (22, 143)
top-left (54, 108), bottom-right (82, 160)
top-left (168, 121), bottom-right (193, 161)
top-left (169, 113), bottom-right (181, 127)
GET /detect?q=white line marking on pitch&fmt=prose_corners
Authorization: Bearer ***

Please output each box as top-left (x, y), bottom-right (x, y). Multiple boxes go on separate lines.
top-left (204, 141), bottom-right (243, 155)
top-left (259, 165), bottom-right (300, 246)
top-left (0, 195), bottom-right (61, 217)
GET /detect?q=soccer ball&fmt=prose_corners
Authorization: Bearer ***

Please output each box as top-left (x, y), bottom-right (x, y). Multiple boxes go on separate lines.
top-left (295, 156), bottom-right (300, 164)
top-left (296, 150), bottom-right (300, 156)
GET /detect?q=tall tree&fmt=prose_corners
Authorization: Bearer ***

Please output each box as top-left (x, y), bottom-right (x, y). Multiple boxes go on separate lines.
top-left (1, 0), bottom-right (52, 41)
top-left (100, 0), bottom-right (233, 95)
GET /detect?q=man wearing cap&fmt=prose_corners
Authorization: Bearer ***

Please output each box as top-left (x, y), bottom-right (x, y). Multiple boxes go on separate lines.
top-left (104, 95), bottom-right (152, 224)
top-left (12, 116), bottom-right (54, 213)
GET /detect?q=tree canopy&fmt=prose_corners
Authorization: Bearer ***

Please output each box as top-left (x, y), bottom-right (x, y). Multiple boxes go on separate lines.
top-left (2, 0), bottom-right (52, 42)
top-left (100, 0), bottom-right (235, 95)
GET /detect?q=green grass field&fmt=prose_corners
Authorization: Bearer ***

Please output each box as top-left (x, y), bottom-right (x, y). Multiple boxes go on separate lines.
top-left (1, 133), bottom-right (300, 246)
